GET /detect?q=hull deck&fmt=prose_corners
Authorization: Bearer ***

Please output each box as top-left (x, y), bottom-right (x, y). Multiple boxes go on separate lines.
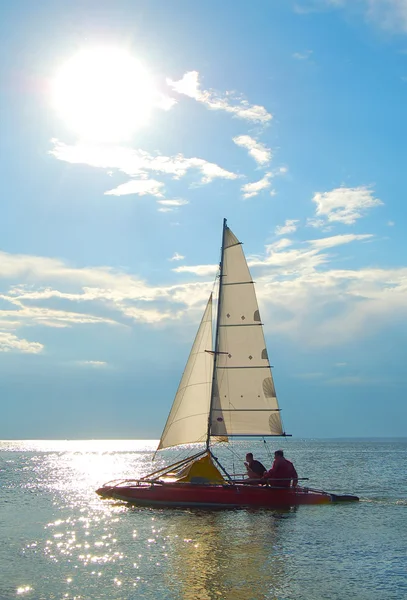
top-left (96, 481), bottom-right (358, 509)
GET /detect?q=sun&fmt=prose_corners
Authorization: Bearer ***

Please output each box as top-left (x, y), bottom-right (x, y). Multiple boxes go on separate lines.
top-left (51, 47), bottom-right (158, 142)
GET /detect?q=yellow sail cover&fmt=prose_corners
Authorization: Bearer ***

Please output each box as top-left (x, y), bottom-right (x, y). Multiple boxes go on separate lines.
top-left (174, 453), bottom-right (225, 484)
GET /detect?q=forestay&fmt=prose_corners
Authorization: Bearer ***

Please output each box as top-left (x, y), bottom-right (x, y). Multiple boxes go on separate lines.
top-left (157, 295), bottom-right (214, 450)
top-left (210, 226), bottom-right (284, 437)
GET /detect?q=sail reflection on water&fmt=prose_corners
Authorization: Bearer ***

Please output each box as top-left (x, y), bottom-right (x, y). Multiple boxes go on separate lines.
top-left (162, 510), bottom-right (292, 600)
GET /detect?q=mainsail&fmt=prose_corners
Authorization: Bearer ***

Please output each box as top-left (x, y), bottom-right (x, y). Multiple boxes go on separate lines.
top-left (210, 224), bottom-right (284, 438)
top-left (157, 295), bottom-right (214, 450)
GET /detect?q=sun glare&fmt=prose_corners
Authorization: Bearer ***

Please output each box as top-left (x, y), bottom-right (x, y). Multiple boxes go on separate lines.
top-left (51, 47), bottom-right (157, 142)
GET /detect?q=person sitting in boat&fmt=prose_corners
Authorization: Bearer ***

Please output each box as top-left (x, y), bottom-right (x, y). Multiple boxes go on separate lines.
top-left (262, 450), bottom-right (298, 487)
top-left (244, 453), bottom-right (266, 479)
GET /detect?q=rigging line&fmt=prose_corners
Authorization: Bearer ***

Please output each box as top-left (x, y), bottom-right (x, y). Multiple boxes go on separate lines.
top-left (263, 436), bottom-right (273, 462)
top-left (226, 443), bottom-right (242, 461)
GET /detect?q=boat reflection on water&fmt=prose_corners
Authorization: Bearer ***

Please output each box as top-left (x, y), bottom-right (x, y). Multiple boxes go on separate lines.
top-left (160, 508), bottom-right (295, 600)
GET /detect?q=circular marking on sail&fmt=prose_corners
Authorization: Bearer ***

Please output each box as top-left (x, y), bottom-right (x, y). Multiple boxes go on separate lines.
top-left (268, 412), bottom-right (281, 434)
top-left (226, 313), bottom-right (230, 318)
top-left (249, 355), bottom-right (253, 360)
top-left (228, 354), bottom-right (232, 358)
top-left (241, 315), bottom-right (246, 320)
top-left (217, 417), bottom-right (224, 422)
top-left (263, 377), bottom-right (276, 398)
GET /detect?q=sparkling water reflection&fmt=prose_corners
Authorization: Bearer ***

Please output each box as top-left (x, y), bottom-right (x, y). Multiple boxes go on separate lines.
top-left (0, 439), bottom-right (406, 599)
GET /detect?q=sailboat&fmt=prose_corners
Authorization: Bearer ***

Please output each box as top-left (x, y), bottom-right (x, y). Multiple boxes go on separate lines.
top-left (97, 219), bottom-right (358, 508)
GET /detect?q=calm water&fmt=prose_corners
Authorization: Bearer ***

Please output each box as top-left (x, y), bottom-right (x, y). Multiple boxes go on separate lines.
top-left (0, 439), bottom-right (406, 600)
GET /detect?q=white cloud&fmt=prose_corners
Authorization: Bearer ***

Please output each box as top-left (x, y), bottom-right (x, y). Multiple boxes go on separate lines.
top-left (248, 233), bottom-right (374, 272)
top-left (172, 264), bottom-right (219, 276)
top-left (306, 217), bottom-right (328, 229)
top-left (308, 233), bottom-right (373, 249)
top-left (105, 179), bottom-right (164, 197)
top-left (156, 95), bottom-right (177, 111)
top-left (270, 238), bottom-right (293, 250)
top-left (275, 219), bottom-right (299, 235)
top-left (157, 199), bottom-right (189, 207)
top-left (50, 140), bottom-right (238, 186)
top-left (0, 250), bottom-right (218, 342)
top-left (241, 227), bottom-right (407, 345)
top-left (312, 186), bottom-right (383, 225)
top-left (172, 235), bottom-right (369, 279)
top-left (242, 172), bottom-right (273, 199)
top-left (233, 135), bottom-right (272, 165)
top-left (156, 199), bottom-right (188, 213)
top-left (293, 50), bottom-right (313, 59)
top-left (167, 70), bottom-right (200, 97)
top-left (300, 0), bottom-right (407, 33)
top-left (0, 331), bottom-right (43, 354)
top-left (77, 360), bottom-right (108, 367)
top-left (167, 71), bottom-right (272, 124)
top-left (0, 223), bottom-right (406, 349)
top-left (356, 0), bottom-right (407, 32)
top-left (169, 253), bottom-right (185, 262)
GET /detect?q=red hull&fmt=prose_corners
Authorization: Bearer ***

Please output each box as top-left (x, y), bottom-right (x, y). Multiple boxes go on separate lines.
top-left (96, 482), bottom-right (346, 508)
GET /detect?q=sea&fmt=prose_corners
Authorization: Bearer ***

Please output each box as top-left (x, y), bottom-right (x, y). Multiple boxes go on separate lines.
top-left (0, 438), bottom-right (406, 600)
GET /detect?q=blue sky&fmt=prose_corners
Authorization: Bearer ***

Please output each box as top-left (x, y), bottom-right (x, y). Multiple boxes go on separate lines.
top-left (1, 0), bottom-right (407, 439)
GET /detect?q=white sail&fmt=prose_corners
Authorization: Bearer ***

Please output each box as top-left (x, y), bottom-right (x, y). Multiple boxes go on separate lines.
top-left (157, 295), bottom-right (214, 450)
top-left (210, 226), bottom-right (284, 437)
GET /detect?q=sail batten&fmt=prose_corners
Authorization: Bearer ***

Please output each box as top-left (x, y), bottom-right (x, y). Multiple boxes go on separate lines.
top-left (210, 224), bottom-right (284, 438)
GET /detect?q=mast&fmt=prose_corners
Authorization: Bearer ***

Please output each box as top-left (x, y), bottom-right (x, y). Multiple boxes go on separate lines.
top-left (206, 217), bottom-right (227, 450)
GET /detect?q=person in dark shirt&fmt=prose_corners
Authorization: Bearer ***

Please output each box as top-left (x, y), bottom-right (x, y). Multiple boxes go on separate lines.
top-left (244, 452), bottom-right (266, 478)
top-left (263, 450), bottom-right (298, 487)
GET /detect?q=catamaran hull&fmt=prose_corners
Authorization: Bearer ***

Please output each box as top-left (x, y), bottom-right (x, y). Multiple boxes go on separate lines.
top-left (96, 483), bottom-right (358, 508)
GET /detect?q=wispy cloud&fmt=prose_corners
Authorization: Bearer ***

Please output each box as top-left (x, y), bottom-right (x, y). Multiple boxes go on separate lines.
top-left (105, 179), bottom-right (164, 197)
top-left (248, 233), bottom-right (374, 271)
top-left (311, 186), bottom-right (383, 225)
top-left (308, 233), bottom-right (373, 249)
top-left (0, 250), bottom-right (215, 339)
top-left (233, 135), bottom-right (272, 165)
top-left (275, 219), bottom-right (299, 235)
top-left (156, 199), bottom-right (189, 212)
top-left (1, 226), bottom-right (407, 349)
top-left (50, 140), bottom-right (239, 188)
top-left (76, 360), bottom-right (108, 367)
top-left (157, 199), bottom-right (188, 207)
top-left (297, 0), bottom-right (407, 33)
top-left (306, 218), bottom-right (330, 230)
top-left (293, 50), bottom-right (313, 60)
top-left (0, 331), bottom-right (43, 354)
top-left (167, 71), bottom-right (272, 124)
top-left (169, 253), bottom-right (185, 262)
top-left (242, 172), bottom-right (273, 199)
top-left (172, 264), bottom-right (219, 276)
